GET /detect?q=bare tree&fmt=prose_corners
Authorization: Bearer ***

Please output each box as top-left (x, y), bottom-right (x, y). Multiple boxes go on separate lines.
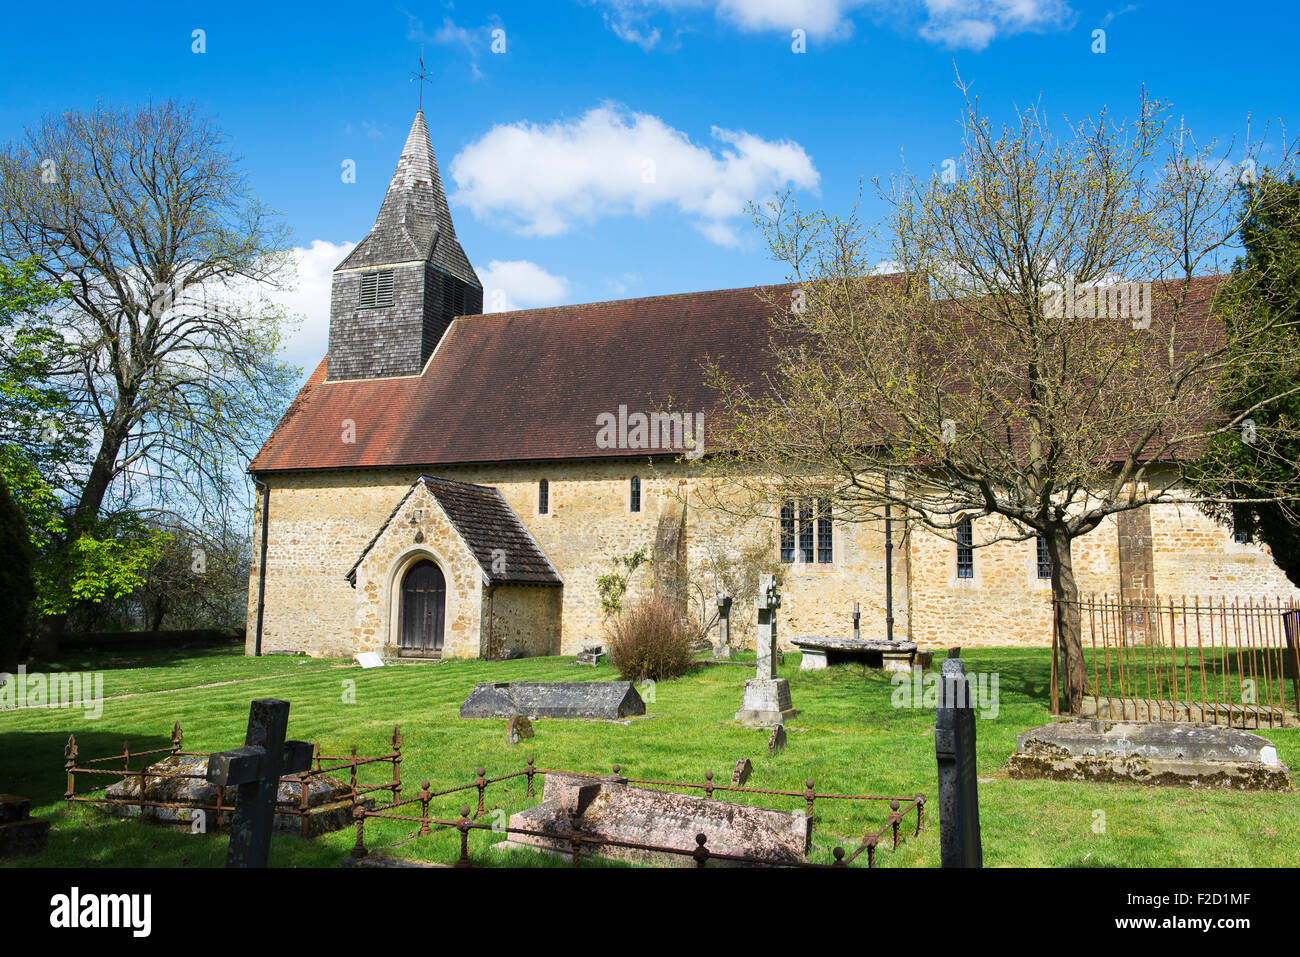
top-left (698, 83), bottom-right (1300, 714)
top-left (0, 101), bottom-right (297, 628)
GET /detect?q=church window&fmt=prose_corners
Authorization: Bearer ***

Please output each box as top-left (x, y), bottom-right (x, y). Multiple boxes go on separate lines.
top-left (799, 501), bottom-right (814, 563)
top-left (1036, 536), bottom-right (1051, 579)
top-left (630, 476), bottom-right (641, 513)
top-left (1232, 507), bottom-right (1251, 544)
top-left (359, 269), bottom-right (395, 308)
top-left (538, 478), bottom-right (549, 514)
top-left (780, 501), bottom-right (795, 562)
top-left (816, 498), bottom-right (833, 563)
top-left (957, 517), bottom-right (974, 578)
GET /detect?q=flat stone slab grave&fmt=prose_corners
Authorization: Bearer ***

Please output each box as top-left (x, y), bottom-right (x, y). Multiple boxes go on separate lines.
top-left (793, 635), bottom-right (918, 672)
top-left (101, 754), bottom-right (372, 834)
top-left (459, 681), bottom-right (645, 720)
top-left (1007, 719), bottom-right (1293, 791)
top-left (494, 772), bottom-right (811, 866)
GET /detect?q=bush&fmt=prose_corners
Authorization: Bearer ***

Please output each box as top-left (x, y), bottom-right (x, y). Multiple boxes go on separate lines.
top-left (0, 473), bottom-right (35, 670)
top-left (606, 595), bottom-right (700, 682)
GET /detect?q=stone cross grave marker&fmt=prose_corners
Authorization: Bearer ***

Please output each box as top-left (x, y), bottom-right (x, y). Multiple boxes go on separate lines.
top-left (206, 698), bottom-right (313, 868)
top-left (736, 576), bottom-right (796, 726)
top-left (934, 655), bottom-right (982, 868)
top-left (713, 591), bottom-right (733, 659)
top-left (755, 575), bottom-right (778, 679)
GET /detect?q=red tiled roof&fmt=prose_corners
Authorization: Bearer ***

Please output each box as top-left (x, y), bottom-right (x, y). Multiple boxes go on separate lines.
top-left (250, 283), bottom-right (807, 472)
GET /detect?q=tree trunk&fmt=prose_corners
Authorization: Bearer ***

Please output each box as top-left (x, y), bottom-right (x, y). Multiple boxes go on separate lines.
top-left (1046, 527), bottom-right (1087, 714)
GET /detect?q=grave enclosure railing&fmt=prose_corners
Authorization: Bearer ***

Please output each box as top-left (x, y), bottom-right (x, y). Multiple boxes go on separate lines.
top-left (63, 722), bottom-right (404, 837)
top-left (349, 757), bottom-right (926, 868)
top-left (1055, 595), bottom-right (1300, 728)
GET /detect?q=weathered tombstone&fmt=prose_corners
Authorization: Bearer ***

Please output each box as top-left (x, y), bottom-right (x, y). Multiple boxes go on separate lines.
top-left (506, 714), bottom-right (534, 746)
top-left (713, 592), bottom-right (733, 659)
top-left (206, 698), bottom-right (313, 868)
top-left (736, 575), bottom-right (796, 727)
top-left (0, 794), bottom-right (49, 858)
top-left (731, 758), bottom-right (752, 786)
top-left (768, 724), bottom-right (786, 755)
top-left (498, 772), bottom-right (811, 866)
top-left (354, 652), bottom-right (384, 669)
top-left (934, 655), bottom-right (981, 868)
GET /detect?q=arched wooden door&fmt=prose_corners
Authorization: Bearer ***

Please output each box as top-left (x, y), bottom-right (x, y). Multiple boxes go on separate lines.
top-left (400, 560), bottom-right (445, 656)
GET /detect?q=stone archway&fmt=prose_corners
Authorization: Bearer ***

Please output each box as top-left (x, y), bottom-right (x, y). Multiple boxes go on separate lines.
top-left (398, 559), bottom-right (446, 657)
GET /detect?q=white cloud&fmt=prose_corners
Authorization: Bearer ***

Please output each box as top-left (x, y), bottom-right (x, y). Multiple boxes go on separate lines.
top-left (477, 260), bottom-right (571, 312)
top-left (449, 103), bottom-right (819, 246)
top-left (591, 0), bottom-right (1074, 49)
top-left (268, 240), bottom-right (354, 376)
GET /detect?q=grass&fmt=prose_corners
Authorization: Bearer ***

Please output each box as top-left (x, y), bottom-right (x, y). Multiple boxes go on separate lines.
top-left (2, 645), bottom-right (1298, 867)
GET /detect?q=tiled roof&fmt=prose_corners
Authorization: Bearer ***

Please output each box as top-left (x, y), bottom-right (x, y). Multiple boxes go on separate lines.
top-left (346, 475), bottom-right (561, 586)
top-left (252, 274), bottom-right (1225, 473)
top-left (252, 282), bottom-right (811, 471)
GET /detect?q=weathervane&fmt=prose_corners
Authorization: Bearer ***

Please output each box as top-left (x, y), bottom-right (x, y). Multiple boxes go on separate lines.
top-left (410, 45), bottom-right (432, 112)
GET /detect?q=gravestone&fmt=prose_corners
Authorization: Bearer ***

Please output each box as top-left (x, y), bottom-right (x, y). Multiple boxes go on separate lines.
top-left (460, 681), bottom-right (645, 720)
top-left (354, 652), bottom-right (384, 669)
top-left (713, 592), bottom-right (733, 659)
top-left (935, 655), bottom-right (982, 868)
top-left (1008, 720), bottom-right (1292, 790)
top-left (497, 772), bottom-right (810, 866)
top-left (736, 576), bottom-right (796, 727)
top-left (506, 714), bottom-right (535, 746)
top-left (793, 635), bottom-right (919, 671)
top-left (0, 795), bottom-right (49, 858)
top-left (731, 758), bottom-right (752, 786)
top-left (206, 698), bottom-right (313, 868)
top-left (768, 724), bottom-right (786, 755)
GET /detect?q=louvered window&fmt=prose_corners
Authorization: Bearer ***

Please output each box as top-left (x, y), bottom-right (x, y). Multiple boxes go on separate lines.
top-left (359, 270), bottom-right (395, 308)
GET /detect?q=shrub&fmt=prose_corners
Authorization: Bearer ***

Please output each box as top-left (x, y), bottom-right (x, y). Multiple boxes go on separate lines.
top-left (606, 595), bottom-right (700, 682)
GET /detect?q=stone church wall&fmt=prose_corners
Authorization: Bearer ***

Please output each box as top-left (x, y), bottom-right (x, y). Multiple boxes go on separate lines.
top-left (247, 463), bottom-right (1298, 659)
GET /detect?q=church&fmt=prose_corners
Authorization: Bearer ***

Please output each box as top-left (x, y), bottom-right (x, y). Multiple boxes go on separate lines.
top-left (245, 111), bottom-right (1298, 660)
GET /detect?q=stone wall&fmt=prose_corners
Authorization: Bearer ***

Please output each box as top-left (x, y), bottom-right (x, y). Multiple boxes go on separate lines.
top-left (485, 585), bottom-right (564, 659)
top-left (247, 463), bottom-right (1299, 658)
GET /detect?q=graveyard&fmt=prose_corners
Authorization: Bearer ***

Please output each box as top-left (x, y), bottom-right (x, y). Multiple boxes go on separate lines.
top-left (3, 641), bottom-right (1300, 868)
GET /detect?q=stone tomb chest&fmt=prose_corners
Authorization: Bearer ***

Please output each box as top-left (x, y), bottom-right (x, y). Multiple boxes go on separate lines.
top-left (101, 753), bottom-right (371, 835)
top-left (459, 681), bottom-right (646, 720)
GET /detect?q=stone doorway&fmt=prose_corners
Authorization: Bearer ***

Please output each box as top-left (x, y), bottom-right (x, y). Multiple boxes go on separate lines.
top-left (400, 559), bottom-right (445, 657)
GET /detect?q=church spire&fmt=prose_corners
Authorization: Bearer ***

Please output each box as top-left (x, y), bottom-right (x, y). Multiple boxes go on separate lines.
top-left (327, 111), bottom-right (483, 381)
top-left (336, 111), bottom-right (478, 287)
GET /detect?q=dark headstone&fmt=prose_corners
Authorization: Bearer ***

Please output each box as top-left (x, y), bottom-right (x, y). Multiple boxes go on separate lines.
top-left (768, 724), bottom-right (786, 756)
top-left (935, 659), bottom-right (981, 868)
top-left (731, 758), bottom-right (752, 787)
top-left (206, 698), bottom-right (313, 868)
top-left (506, 714), bottom-right (535, 746)
top-left (460, 682), bottom-right (645, 720)
top-left (0, 794), bottom-right (48, 858)
top-left (574, 645), bottom-right (604, 667)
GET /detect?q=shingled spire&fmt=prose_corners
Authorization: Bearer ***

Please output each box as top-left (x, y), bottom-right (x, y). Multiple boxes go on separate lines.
top-left (327, 110), bottom-right (483, 381)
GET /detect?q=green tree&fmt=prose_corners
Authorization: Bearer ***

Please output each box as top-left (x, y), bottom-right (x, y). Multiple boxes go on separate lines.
top-left (1194, 175), bottom-right (1300, 584)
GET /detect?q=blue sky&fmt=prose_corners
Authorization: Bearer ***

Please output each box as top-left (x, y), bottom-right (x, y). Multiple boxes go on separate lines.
top-left (2, 1), bottom-right (1297, 376)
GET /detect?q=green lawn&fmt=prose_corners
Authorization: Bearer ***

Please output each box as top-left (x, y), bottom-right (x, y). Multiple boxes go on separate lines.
top-left (1, 645), bottom-right (1297, 867)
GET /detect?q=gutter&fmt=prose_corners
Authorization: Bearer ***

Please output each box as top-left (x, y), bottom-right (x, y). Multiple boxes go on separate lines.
top-left (251, 475), bottom-right (271, 657)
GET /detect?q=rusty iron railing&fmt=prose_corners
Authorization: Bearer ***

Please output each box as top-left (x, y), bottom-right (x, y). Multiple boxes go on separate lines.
top-left (1059, 595), bottom-right (1300, 728)
top-left (63, 722), bottom-right (404, 836)
top-left (349, 758), bottom-right (925, 868)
